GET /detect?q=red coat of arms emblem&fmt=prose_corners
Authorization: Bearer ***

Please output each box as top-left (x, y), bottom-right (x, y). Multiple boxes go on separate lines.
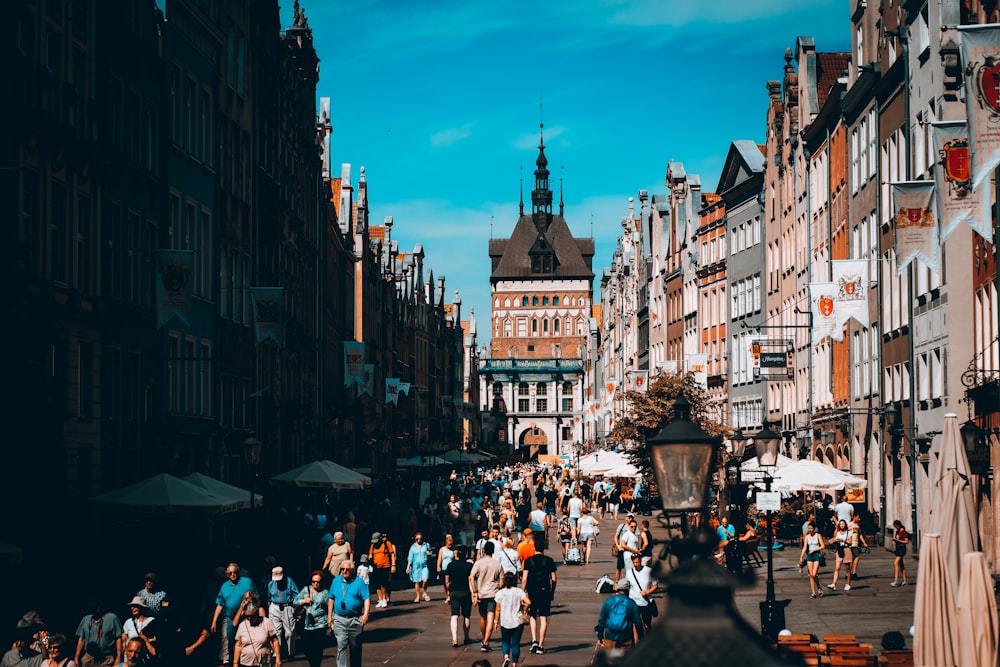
top-left (819, 297), bottom-right (834, 317)
top-left (978, 60), bottom-right (1000, 114)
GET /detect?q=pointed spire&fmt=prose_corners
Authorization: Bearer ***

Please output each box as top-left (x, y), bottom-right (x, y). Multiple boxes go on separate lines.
top-left (531, 122), bottom-right (552, 218)
top-left (519, 164), bottom-right (524, 216)
top-left (559, 165), bottom-right (564, 216)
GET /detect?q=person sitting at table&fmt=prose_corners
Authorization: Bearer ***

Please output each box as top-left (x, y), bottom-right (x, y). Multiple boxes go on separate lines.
top-left (738, 521), bottom-right (757, 542)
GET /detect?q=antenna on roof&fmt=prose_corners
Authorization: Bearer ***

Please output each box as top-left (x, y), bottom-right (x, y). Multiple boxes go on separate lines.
top-left (590, 212), bottom-right (594, 237)
top-left (490, 215), bottom-right (494, 239)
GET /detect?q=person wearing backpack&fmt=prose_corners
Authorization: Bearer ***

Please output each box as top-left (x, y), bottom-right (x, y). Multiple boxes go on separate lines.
top-left (520, 537), bottom-right (557, 656)
top-left (595, 578), bottom-right (643, 651)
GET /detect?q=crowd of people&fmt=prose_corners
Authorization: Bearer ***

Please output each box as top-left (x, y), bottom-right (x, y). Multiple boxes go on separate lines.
top-left (4, 462), bottom-right (656, 667)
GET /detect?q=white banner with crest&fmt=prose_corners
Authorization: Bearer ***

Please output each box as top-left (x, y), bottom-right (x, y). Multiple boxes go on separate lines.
top-left (890, 181), bottom-right (940, 273)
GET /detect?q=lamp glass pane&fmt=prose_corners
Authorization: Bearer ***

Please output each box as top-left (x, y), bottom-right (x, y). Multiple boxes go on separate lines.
top-left (650, 442), bottom-right (714, 511)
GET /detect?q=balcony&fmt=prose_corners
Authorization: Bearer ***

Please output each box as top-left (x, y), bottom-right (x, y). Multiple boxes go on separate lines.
top-left (481, 358), bottom-right (585, 381)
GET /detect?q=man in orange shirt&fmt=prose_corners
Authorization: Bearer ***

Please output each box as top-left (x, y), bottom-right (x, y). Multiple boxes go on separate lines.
top-left (516, 528), bottom-right (536, 562)
top-left (368, 532), bottom-right (397, 608)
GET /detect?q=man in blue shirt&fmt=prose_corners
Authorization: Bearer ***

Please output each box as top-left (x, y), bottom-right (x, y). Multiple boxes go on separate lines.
top-left (266, 566), bottom-right (300, 660)
top-left (327, 560), bottom-right (371, 667)
top-left (210, 562), bottom-right (256, 666)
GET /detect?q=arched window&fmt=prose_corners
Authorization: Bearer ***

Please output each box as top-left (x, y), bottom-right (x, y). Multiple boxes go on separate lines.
top-left (553, 296), bottom-right (559, 305)
top-left (536, 382), bottom-right (547, 394)
top-left (553, 318), bottom-right (560, 332)
top-left (532, 296), bottom-right (539, 306)
top-left (518, 382), bottom-right (529, 395)
top-left (522, 296), bottom-right (528, 307)
top-left (542, 296), bottom-right (549, 305)
top-left (543, 319), bottom-right (549, 333)
top-left (503, 297), bottom-right (510, 307)
top-left (562, 381), bottom-right (573, 393)
top-left (532, 319), bottom-right (538, 332)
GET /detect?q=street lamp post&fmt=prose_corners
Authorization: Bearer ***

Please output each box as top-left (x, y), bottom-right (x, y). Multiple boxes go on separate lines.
top-left (243, 435), bottom-right (263, 510)
top-left (752, 421), bottom-right (786, 641)
top-left (618, 392), bottom-right (792, 667)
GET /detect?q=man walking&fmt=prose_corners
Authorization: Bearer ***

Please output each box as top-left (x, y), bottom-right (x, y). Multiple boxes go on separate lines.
top-left (367, 532), bottom-right (397, 608)
top-left (265, 566), bottom-right (299, 660)
top-left (326, 560), bottom-right (370, 667)
top-left (469, 541), bottom-right (503, 653)
top-left (74, 598), bottom-right (123, 667)
top-left (521, 537), bottom-right (557, 655)
top-left (211, 563), bottom-right (256, 667)
top-left (596, 578), bottom-right (643, 652)
top-left (445, 546), bottom-right (474, 647)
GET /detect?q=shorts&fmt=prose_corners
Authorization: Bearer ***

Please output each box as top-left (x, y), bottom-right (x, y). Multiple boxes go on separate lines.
top-left (449, 592), bottom-right (472, 617)
top-left (894, 545), bottom-right (907, 557)
top-left (616, 552), bottom-right (625, 570)
top-left (850, 546), bottom-right (861, 558)
top-left (526, 593), bottom-right (552, 617)
top-left (580, 532), bottom-right (595, 542)
top-left (806, 552), bottom-right (822, 563)
top-left (371, 566), bottom-right (391, 589)
top-left (476, 598), bottom-right (497, 615)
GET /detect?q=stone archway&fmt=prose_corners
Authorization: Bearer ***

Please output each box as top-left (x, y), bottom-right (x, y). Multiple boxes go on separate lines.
top-left (520, 424), bottom-right (549, 457)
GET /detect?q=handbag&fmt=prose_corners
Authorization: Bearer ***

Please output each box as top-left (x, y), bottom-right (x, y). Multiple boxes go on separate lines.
top-left (647, 598), bottom-right (658, 617)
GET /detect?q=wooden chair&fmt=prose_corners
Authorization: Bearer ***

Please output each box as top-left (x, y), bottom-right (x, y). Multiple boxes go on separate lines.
top-left (830, 644), bottom-right (873, 656)
top-left (777, 634), bottom-right (814, 645)
top-left (829, 655), bottom-right (877, 667)
top-left (823, 634), bottom-right (858, 644)
top-left (741, 537), bottom-right (764, 567)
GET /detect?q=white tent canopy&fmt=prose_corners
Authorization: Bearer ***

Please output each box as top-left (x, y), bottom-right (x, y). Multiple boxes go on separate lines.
top-left (579, 450), bottom-right (632, 475)
top-left (270, 460), bottom-right (371, 489)
top-left (398, 455), bottom-right (450, 467)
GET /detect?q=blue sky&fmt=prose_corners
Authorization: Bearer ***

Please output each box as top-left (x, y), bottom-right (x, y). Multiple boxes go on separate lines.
top-left (285, 0), bottom-right (851, 339)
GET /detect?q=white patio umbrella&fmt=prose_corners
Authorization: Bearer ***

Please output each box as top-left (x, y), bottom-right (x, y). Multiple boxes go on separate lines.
top-left (580, 450), bottom-right (630, 475)
top-left (929, 414), bottom-right (979, 593)
top-left (183, 472), bottom-right (262, 509)
top-left (270, 460), bottom-right (371, 489)
top-left (768, 459), bottom-right (867, 493)
top-left (398, 455), bottom-right (449, 467)
top-left (601, 461), bottom-right (640, 477)
top-left (93, 473), bottom-right (239, 513)
top-left (442, 449), bottom-right (488, 464)
top-left (955, 552), bottom-right (999, 667)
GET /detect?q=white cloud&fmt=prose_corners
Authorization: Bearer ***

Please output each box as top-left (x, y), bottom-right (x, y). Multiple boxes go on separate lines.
top-left (430, 125), bottom-right (473, 147)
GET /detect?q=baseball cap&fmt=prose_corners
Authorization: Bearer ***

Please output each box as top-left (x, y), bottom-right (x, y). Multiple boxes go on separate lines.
top-left (617, 578), bottom-right (631, 590)
top-left (371, 531), bottom-right (383, 543)
top-left (271, 566), bottom-right (284, 581)
top-left (523, 528), bottom-right (533, 535)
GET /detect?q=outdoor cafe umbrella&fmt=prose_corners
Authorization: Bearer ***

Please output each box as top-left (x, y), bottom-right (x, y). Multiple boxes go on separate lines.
top-left (929, 414), bottom-right (979, 593)
top-left (955, 552), bottom-right (998, 667)
top-left (399, 455), bottom-right (449, 467)
top-left (93, 473), bottom-right (239, 513)
top-left (913, 533), bottom-right (957, 667)
top-left (270, 460), bottom-right (371, 490)
top-left (183, 472), bottom-right (262, 509)
top-left (442, 449), bottom-right (488, 464)
top-left (768, 459), bottom-right (867, 493)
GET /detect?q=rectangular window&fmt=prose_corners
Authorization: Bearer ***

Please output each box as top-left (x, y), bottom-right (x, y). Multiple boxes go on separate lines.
top-left (200, 340), bottom-right (211, 415)
top-left (127, 211), bottom-right (140, 303)
top-left (535, 398), bottom-right (548, 413)
top-left (126, 352), bottom-right (139, 422)
top-left (76, 194), bottom-right (90, 292)
top-left (170, 65), bottom-right (181, 143)
top-left (185, 337), bottom-right (197, 414)
top-left (562, 397), bottom-right (573, 412)
top-left (49, 180), bottom-right (67, 283)
top-left (168, 192), bottom-right (180, 249)
top-left (168, 334), bottom-right (180, 412)
top-left (146, 105), bottom-right (158, 173)
top-left (851, 128), bottom-right (860, 194)
top-left (107, 346), bottom-right (120, 422)
top-left (518, 398), bottom-right (530, 412)
top-left (77, 340), bottom-right (93, 419)
top-left (200, 209), bottom-right (212, 298)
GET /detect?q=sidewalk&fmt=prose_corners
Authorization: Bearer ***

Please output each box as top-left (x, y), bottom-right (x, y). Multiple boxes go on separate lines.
top-left (331, 518), bottom-right (915, 666)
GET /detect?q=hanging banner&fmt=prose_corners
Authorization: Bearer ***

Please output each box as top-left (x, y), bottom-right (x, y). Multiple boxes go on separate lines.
top-left (343, 342), bottom-right (365, 387)
top-left (657, 360), bottom-right (679, 376)
top-left (809, 282), bottom-right (840, 344)
top-left (385, 378), bottom-right (400, 405)
top-left (626, 370), bottom-right (649, 392)
top-left (831, 260), bottom-right (869, 329)
top-left (603, 378), bottom-right (619, 404)
top-left (686, 353), bottom-right (708, 388)
top-left (359, 364), bottom-right (375, 397)
top-left (930, 121), bottom-right (993, 241)
top-left (958, 24), bottom-right (1000, 189)
top-left (399, 382), bottom-right (411, 396)
top-left (154, 249), bottom-right (194, 329)
top-left (890, 181), bottom-right (940, 273)
top-left (250, 287), bottom-right (284, 346)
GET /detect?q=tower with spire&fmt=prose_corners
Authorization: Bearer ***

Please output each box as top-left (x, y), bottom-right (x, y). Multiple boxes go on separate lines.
top-left (483, 122), bottom-right (595, 460)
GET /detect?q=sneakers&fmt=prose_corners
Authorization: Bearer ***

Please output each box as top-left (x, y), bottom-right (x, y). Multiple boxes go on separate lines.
top-left (532, 645), bottom-right (545, 655)
top-left (810, 592), bottom-right (818, 598)
top-left (901, 581), bottom-right (908, 586)
top-left (452, 642), bottom-right (460, 648)
top-left (827, 584), bottom-right (836, 590)
top-left (481, 643), bottom-right (491, 652)
top-left (843, 585), bottom-right (851, 591)
top-left (376, 599), bottom-right (388, 608)
top-left (422, 593), bottom-right (431, 601)
top-left (502, 657), bottom-right (512, 667)
top-left (890, 581), bottom-right (900, 587)
top-left (530, 642), bottom-right (539, 653)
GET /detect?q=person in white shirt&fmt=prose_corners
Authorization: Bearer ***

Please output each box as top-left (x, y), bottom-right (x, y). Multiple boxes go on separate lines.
top-left (625, 555), bottom-right (658, 631)
top-left (497, 537), bottom-right (522, 575)
top-left (567, 492), bottom-right (584, 537)
top-left (618, 517), bottom-right (641, 574)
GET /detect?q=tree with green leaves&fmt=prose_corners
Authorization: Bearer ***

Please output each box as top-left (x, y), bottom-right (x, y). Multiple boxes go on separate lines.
top-left (608, 372), bottom-right (729, 479)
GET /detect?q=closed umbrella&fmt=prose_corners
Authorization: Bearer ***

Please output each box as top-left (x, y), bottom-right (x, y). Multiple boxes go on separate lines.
top-left (929, 414), bottom-right (979, 593)
top-left (913, 533), bottom-right (957, 667)
top-left (270, 460), bottom-right (371, 489)
top-left (955, 552), bottom-right (998, 667)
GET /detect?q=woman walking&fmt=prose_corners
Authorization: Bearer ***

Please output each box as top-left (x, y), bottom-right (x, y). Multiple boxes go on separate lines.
top-left (494, 571), bottom-right (530, 667)
top-left (293, 571), bottom-right (330, 667)
top-left (406, 532), bottom-right (433, 602)
top-left (848, 512), bottom-right (868, 579)
top-left (827, 519), bottom-right (853, 591)
top-left (232, 600), bottom-right (281, 667)
top-left (889, 520), bottom-right (909, 586)
top-left (576, 508), bottom-right (599, 564)
top-left (798, 522), bottom-right (826, 598)
top-left (437, 533), bottom-right (456, 602)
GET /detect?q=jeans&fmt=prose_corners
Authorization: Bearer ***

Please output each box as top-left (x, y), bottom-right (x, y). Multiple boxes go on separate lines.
top-left (500, 624), bottom-right (524, 663)
top-left (332, 615), bottom-right (363, 667)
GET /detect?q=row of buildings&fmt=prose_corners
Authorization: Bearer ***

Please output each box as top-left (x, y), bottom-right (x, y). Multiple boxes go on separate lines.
top-left (6, 0), bottom-right (475, 525)
top-left (597, 0), bottom-right (998, 563)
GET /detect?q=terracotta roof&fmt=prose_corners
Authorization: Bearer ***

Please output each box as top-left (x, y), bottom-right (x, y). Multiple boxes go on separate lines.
top-left (817, 52), bottom-right (851, 108)
top-left (369, 226), bottom-right (386, 242)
